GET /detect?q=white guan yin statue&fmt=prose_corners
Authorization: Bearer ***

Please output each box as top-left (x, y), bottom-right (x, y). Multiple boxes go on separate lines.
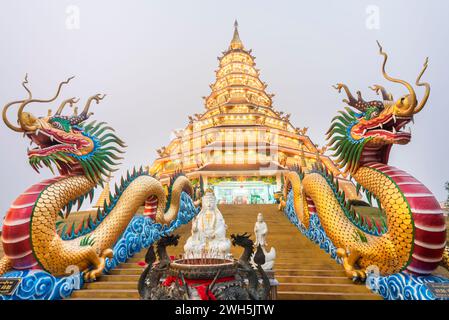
top-left (252, 213), bottom-right (276, 270)
top-left (184, 189), bottom-right (231, 258)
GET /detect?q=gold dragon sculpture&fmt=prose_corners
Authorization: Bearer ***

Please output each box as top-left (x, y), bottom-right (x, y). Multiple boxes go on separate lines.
top-left (0, 77), bottom-right (193, 280)
top-left (281, 42), bottom-right (448, 281)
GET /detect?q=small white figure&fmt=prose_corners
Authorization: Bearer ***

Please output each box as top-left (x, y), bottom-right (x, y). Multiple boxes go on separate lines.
top-left (252, 213), bottom-right (276, 270)
top-left (254, 213), bottom-right (268, 247)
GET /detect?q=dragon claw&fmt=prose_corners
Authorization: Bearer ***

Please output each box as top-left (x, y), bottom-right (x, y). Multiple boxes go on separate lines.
top-left (337, 247), bottom-right (366, 283)
top-left (83, 248), bottom-right (114, 282)
top-left (351, 270), bottom-right (366, 283)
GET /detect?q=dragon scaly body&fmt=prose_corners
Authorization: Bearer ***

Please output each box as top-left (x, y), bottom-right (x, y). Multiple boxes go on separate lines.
top-left (282, 43), bottom-right (448, 280)
top-left (0, 77), bottom-right (193, 280)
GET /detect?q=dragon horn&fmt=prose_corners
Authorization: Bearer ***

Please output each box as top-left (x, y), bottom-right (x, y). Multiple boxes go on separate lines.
top-left (80, 94), bottom-right (106, 116)
top-left (369, 85), bottom-right (393, 101)
top-left (333, 83), bottom-right (366, 111)
top-left (413, 57), bottom-right (430, 114)
top-left (2, 74), bottom-right (32, 132)
top-left (55, 97), bottom-right (79, 116)
top-left (17, 76), bottom-right (74, 130)
top-left (377, 41), bottom-right (416, 112)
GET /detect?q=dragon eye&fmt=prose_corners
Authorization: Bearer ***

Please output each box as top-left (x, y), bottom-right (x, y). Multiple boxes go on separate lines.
top-left (49, 117), bottom-right (71, 132)
top-left (51, 121), bottom-right (63, 130)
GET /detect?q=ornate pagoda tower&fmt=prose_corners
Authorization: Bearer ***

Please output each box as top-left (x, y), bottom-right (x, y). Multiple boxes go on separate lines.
top-left (150, 22), bottom-right (352, 204)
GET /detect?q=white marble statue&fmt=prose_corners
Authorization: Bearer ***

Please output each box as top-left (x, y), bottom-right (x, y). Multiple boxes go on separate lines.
top-left (254, 213), bottom-right (268, 247)
top-left (184, 190), bottom-right (231, 258)
top-left (252, 213), bottom-right (276, 270)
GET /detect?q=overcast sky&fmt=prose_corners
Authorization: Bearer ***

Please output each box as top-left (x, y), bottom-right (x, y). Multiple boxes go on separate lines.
top-left (1, 0), bottom-right (448, 223)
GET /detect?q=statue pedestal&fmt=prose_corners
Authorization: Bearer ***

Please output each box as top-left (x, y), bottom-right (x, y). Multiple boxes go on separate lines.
top-left (264, 270), bottom-right (279, 300)
top-left (241, 270), bottom-right (278, 300)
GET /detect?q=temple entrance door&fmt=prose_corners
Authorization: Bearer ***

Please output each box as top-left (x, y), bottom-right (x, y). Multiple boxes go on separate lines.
top-left (212, 181), bottom-right (276, 204)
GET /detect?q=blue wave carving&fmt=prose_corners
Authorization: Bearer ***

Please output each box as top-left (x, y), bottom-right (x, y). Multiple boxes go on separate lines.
top-left (0, 270), bottom-right (84, 300)
top-left (367, 272), bottom-right (449, 300)
top-left (0, 191), bottom-right (198, 300)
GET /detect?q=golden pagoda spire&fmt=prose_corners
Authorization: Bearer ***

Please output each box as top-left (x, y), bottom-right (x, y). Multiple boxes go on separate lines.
top-left (149, 21), bottom-right (346, 183)
top-left (230, 20), bottom-right (244, 50)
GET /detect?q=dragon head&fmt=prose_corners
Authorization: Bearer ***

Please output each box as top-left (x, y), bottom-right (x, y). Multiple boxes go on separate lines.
top-left (327, 42), bottom-right (430, 174)
top-left (2, 76), bottom-right (125, 183)
top-left (231, 232), bottom-right (254, 248)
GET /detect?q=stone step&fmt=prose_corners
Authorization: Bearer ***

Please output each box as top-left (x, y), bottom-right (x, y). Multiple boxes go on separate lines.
top-left (84, 281), bottom-right (137, 290)
top-left (68, 204), bottom-right (379, 300)
top-left (109, 268), bottom-right (145, 276)
top-left (275, 275), bottom-right (353, 285)
top-left (100, 274), bottom-right (141, 282)
top-left (274, 269), bottom-right (347, 276)
top-left (76, 284), bottom-right (375, 300)
top-left (71, 289), bottom-right (139, 299)
top-left (278, 282), bottom-right (372, 293)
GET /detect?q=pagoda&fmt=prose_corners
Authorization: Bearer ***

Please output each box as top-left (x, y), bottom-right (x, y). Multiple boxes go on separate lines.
top-left (150, 21), bottom-right (350, 204)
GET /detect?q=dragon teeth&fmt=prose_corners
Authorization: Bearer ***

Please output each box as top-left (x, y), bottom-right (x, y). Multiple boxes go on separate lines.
top-left (392, 114), bottom-right (396, 123)
top-left (392, 127), bottom-right (397, 134)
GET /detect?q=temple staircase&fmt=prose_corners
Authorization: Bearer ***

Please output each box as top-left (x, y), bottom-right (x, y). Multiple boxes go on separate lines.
top-left (68, 204), bottom-right (380, 300)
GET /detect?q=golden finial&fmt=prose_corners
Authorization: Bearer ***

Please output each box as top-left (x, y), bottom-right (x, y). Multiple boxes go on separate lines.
top-left (230, 20), bottom-right (243, 50)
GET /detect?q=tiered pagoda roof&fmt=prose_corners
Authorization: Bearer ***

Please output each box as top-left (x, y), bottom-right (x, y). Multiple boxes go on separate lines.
top-left (150, 22), bottom-right (345, 185)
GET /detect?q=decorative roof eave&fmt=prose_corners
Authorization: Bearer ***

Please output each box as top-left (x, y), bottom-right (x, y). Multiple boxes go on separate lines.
top-left (205, 88), bottom-right (273, 108)
top-left (159, 122), bottom-right (302, 146)
top-left (221, 47), bottom-right (254, 56)
top-left (215, 51), bottom-right (260, 67)
top-left (212, 73), bottom-right (265, 89)
top-left (206, 84), bottom-right (273, 99)
top-left (201, 103), bottom-right (280, 118)
top-left (210, 81), bottom-right (266, 95)
top-left (152, 140), bottom-right (331, 165)
top-left (215, 65), bottom-right (260, 78)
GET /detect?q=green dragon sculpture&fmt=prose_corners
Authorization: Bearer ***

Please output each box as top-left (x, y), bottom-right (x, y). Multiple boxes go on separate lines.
top-left (0, 76), bottom-right (193, 280)
top-left (281, 43), bottom-right (448, 280)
